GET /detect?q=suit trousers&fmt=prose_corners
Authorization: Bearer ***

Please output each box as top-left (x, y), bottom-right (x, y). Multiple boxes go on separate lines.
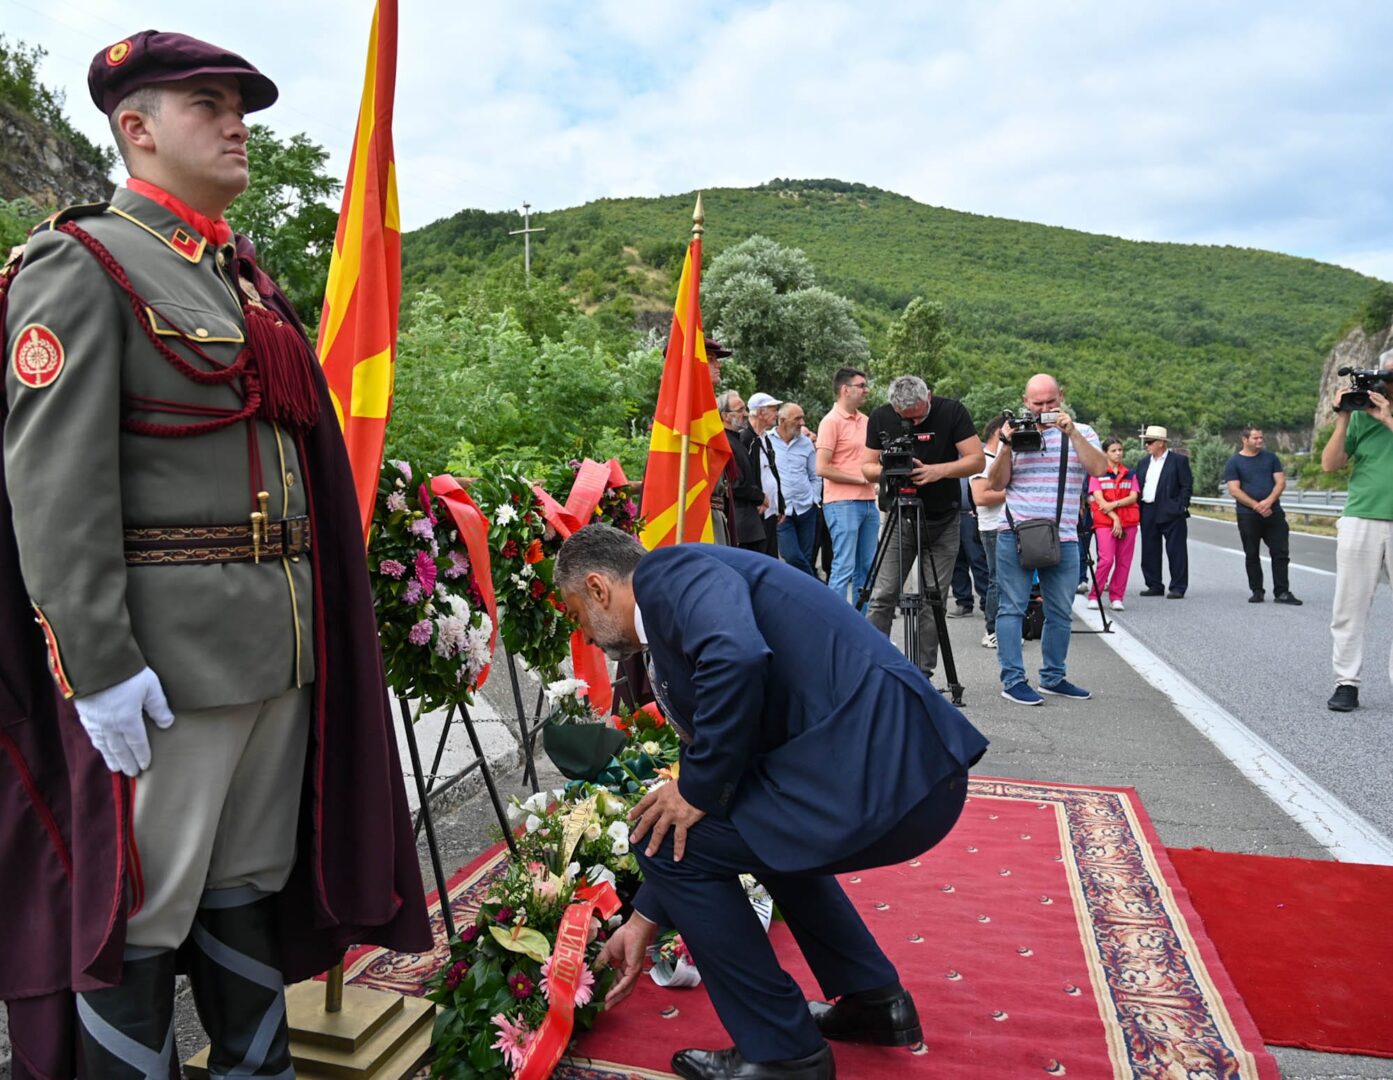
top-left (1140, 505), bottom-right (1188, 594)
top-left (126, 685), bottom-right (312, 949)
top-left (866, 508), bottom-right (961, 677)
top-left (1236, 511), bottom-right (1290, 594)
top-left (633, 772), bottom-right (968, 1062)
top-left (1331, 516), bottom-right (1393, 689)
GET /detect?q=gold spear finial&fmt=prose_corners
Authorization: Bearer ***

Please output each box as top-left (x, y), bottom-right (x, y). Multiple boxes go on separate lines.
top-left (693, 192), bottom-right (705, 236)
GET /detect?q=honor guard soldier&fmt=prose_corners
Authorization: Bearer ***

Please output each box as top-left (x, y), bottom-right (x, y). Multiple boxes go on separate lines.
top-left (0, 31), bottom-right (429, 1078)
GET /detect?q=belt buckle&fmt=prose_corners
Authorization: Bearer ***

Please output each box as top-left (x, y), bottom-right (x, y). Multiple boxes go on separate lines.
top-left (283, 516), bottom-right (308, 558)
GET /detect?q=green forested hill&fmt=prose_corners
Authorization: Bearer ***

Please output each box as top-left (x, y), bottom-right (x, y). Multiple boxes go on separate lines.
top-left (403, 179), bottom-right (1379, 435)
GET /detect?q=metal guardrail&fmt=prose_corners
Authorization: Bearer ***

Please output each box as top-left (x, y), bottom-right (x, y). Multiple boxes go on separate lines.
top-left (1192, 496), bottom-right (1343, 518)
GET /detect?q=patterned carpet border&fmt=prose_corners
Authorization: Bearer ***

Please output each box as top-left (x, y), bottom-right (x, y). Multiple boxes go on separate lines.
top-left (343, 777), bottom-right (1269, 1079)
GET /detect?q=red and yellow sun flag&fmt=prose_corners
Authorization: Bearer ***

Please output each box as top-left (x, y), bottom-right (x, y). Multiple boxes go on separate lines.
top-left (638, 201), bottom-right (731, 549)
top-left (317, 0), bottom-right (400, 541)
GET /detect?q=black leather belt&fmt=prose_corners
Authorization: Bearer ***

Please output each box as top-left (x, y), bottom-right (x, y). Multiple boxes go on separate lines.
top-left (123, 516), bottom-right (311, 565)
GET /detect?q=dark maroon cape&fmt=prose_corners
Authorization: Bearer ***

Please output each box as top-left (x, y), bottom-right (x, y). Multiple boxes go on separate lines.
top-left (0, 235), bottom-right (431, 1079)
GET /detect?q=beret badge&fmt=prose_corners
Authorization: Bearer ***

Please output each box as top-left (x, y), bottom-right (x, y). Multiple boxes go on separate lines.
top-left (106, 40), bottom-right (132, 66)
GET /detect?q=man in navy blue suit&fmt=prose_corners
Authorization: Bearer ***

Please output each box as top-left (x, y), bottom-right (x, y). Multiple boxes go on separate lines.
top-left (1134, 425), bottom-right (1193, 599)
top-left (560, 525), bottom-right (988, 1080)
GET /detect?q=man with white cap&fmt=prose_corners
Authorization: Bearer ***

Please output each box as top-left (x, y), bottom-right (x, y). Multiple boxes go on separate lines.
top-left (744, 392), bottom-right (785, 557)
top-left (1134, 425), bottom-right (1193, 599)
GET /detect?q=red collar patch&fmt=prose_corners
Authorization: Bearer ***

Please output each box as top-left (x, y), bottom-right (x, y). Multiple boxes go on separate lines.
top-left (10, 323), bottom-right (65, 389)
top-left (169, 226), bottom-right (202, 260)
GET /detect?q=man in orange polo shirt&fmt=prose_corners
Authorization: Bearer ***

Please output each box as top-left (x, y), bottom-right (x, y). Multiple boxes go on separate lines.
top-left (815, 367), bottom-right (878, 604)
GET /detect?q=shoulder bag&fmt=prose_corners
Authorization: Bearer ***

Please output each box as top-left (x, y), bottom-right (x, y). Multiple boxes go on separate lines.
top-left (1004, 433), bottom-right (1070, 570)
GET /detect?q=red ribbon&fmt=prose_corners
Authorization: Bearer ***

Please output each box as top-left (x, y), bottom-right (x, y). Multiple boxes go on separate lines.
top-left (515, 881), bottom-right (622, 1080)
top-left (430, 475), bottom-right (498, 688)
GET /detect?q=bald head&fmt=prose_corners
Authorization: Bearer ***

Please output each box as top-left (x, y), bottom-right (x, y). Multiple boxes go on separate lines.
top-left (1023, 373), bottom-right (1064, 415)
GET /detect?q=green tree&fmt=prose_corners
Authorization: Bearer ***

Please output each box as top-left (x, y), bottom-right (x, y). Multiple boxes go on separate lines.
top-left (225, 125), bottom-right (340, 322)
top-left (1, 196), bottom-right (40, 251)
top-left (0, 36), bottom-right (115, 175)
top-left (702, 234), bottom-right (869, 410)
top-left (1182, 429), bottom-right (1233, 499)
top-left (1360, 282), bottom-right (1393, 337)
top-left (880, 297), bottom-right (950, 387)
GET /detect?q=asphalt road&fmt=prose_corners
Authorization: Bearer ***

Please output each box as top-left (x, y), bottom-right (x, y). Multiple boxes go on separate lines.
top-left (1102, 513), bottom-right (1393, 844)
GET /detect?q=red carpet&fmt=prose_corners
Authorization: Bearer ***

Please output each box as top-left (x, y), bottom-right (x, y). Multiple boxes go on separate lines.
top-left (345, 779), bottom-right (1277, 1079)
top-left (1168, 847), bottom-right (1393, 1059)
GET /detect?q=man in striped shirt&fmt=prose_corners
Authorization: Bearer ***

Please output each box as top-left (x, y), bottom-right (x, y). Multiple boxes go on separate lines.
top-left (986, 374), bottom-right (1109, 706)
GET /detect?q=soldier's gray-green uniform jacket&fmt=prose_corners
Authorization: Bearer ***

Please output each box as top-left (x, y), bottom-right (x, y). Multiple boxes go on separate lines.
top-left (3, 186), bottom-right (314, 709)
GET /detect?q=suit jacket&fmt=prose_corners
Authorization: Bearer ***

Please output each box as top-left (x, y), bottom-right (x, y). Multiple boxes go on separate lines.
top-left (741, 427), bottom-right (785, 517)
top-left (633, 545), bottom-right (988, 874)
top-left (725, 429), bottom-right (766, 545)
top-left (1134, 451), bottom-right (1192, 524)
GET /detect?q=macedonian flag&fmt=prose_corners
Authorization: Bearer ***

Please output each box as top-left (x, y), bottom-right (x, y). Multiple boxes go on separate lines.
top-left (638, 207), bottom-right (731, 549)
top-left (317, 0), bottom-right (400, 541)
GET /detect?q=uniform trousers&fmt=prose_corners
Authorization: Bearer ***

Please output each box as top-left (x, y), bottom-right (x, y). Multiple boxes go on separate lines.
top-left (633, 772), bottom-right (968, 1062)
top-left (1331, 516), bottom-right (1393, 689)
top-left (126, 685), bottom-right (312, 949)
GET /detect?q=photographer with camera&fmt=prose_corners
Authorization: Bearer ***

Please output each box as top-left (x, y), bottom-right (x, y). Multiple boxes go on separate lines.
top-left (860, 376), bottom-right (984, 685)
top-left (987, 375), bottom-right (1108, 705)
top-left (1320, 349), bottom-right (1393, 712)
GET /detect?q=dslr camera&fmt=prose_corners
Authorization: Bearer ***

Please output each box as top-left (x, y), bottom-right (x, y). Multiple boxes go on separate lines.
top-left (1334, 366), bottom-right (1393, 413)
top-left (1001, 410), bottom-right (1061, 453)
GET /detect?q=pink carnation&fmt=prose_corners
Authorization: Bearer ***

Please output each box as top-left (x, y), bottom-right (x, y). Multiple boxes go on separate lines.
top-left (408, 619), bottom-right (432, 645)
top-left (402, 581), bottom-right (424, 605)
top-left (445, 549), bottom-right (469, 580)
top-left (409, 517), bottom-right (435, 541)
top-left (415, 550), bottom-right (437, 592)
top-left (378, 558), bottom-right (406, 579)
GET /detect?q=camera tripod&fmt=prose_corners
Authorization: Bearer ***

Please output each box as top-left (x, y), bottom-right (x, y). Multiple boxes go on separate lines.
top-left (1072, 519), bottom-right (1114, 636)
top-left (857, 488), bottom-right (965, 706)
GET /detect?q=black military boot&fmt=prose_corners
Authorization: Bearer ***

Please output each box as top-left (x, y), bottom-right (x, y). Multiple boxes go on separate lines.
top-left (185, 889), bottom-right (293, 1078)
top-left (76, 947), bottom-right (179, 1080)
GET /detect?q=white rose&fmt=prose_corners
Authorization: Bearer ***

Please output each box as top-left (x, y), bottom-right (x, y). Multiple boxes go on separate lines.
top-left (525, 814), bottom-right (542, 833)
top-left (584, 822), bottom-right (602, 842)
top-left (641, 740), bottom-right (661, 756)
top-left (611, 836), bottom-right (629, 856)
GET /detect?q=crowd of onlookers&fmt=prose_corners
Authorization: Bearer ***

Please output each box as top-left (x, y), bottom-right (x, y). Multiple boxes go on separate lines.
top-left (701, 341), bottom-right (1393, 712)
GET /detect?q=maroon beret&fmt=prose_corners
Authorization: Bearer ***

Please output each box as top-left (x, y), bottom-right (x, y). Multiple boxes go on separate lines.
top-left (704, 337), bottom-right (733, 359)
top-left (88, 30), bottom-right (278, 116)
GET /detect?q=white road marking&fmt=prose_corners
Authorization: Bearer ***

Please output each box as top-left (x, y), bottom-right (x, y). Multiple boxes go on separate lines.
top-left (1073, 597), bottom-right (1393, 865)
top-left (1189, 539), bottom-right (1337, 578)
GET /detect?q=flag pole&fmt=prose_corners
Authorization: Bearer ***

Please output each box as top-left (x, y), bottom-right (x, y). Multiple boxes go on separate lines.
top-left (676, 193), bottom-right (704, 545)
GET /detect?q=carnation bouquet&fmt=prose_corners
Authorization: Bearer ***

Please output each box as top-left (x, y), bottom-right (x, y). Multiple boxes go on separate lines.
top-left (370, 460), bottom-right (493, 711)
top-left (467, 469), bottom-right (574, 676)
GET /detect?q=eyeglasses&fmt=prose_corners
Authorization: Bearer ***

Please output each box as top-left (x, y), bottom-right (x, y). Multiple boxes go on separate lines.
top-left (847, 382), bottom-right (868, 390)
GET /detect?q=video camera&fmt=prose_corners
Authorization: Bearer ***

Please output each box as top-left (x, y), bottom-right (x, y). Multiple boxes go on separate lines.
top-left (1335, 366), bottom-right (1393, 413)
top-left (878, 430), bottom-right (919, 484)
top-left (1000, 410), bottom-right (1062, 453)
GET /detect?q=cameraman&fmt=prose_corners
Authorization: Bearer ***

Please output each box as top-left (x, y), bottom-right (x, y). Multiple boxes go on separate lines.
top-left (987, 374), bottom-right (1108, 705)
top-left (860, 375), bottom-right (984, 683)
top-left (1320, 349), bottom-right (1393, 712)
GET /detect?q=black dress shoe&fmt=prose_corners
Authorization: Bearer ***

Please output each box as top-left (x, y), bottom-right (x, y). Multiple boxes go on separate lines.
top-left (1140, 588), bottom-right (1165, 597)
top-left (808, 984), bottom-right (922, 1046)
top-left (1328, 685), bottom-right (1359, 712)
top-left (671, 1044), bottom-right (835, 1080)
top-left (1248, 591), bottom-right (1264, 603)
top-left (1274, 592), bottom-right (1303, 606)
top-left (1166, 590), bottom-right (1184, 599)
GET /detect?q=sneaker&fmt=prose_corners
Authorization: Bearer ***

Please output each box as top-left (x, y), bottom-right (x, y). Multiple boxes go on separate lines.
top-left (981, 632), bottom-right (997, 649)
top-left (1274, 592), bottom-right (1303, 606)
top-left (1085, 598), bottom-right (1100, 610)
top-left (1039, 679), bottom-right (1092, 700)
top-left (1075, 581), bottom-right (1089, 595)
top-left (1248, 591), bottom-right (1264, 603)
top-left (1001, 683), bottom-right (1043, 706)
top-left (1327, 685), bottom-right (1359, 712)
top-left (1110, 599), bottom-right (1125, 611)
top-left (947, 605), bottom-right (973, 618)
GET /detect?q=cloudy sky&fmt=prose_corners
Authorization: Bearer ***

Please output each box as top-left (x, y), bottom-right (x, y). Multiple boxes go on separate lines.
top-left (10, 0), bottom-right (1392, 279)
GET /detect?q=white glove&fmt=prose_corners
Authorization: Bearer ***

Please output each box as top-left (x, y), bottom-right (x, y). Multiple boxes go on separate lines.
top-left (74, 667), bottom-right (176, 777)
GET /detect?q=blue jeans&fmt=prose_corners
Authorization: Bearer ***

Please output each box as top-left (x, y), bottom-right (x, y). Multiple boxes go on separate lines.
top-left (995, 532), bottom-right (1079, 690)
top-left (981, 528), bottom-right (999, 634)
top-left (823, 499), bottom-right (878, 605)
top-left (777, 506), bottom-right (819, 576)
top-left (952, 513), bottom-right (989, 610)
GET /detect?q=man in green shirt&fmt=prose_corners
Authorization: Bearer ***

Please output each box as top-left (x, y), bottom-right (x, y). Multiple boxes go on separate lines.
top-left (1321, 350), bottom-right (1393, 711)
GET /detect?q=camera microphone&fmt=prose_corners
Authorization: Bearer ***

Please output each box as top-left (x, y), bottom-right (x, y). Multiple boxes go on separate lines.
top-left (1338, 366), bottom-right (1354, 376)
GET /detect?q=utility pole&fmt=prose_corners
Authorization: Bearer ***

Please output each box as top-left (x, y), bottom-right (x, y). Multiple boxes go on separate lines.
top-left (508, 202), bottom-right (546, 284)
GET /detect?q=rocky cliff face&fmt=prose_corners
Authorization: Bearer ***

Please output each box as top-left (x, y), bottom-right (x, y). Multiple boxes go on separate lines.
top-left (0, 100), bottom-right (113, 209)
top-left (1314, 323), bottom-right (1393, 431)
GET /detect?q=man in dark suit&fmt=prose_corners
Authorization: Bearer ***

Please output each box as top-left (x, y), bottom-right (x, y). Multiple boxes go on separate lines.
top-left (718, 390), bottom-right (770, 550)
top-left (559, 525), bottom-right (988, 1080)
top-left (1134, 425), bottom-right (1193, 598)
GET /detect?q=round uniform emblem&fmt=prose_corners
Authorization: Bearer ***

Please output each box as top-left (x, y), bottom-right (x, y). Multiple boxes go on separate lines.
top-left (11, 324), bottom-right (65, 389)
top-left (107, 40), bottom-right (132, 66)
